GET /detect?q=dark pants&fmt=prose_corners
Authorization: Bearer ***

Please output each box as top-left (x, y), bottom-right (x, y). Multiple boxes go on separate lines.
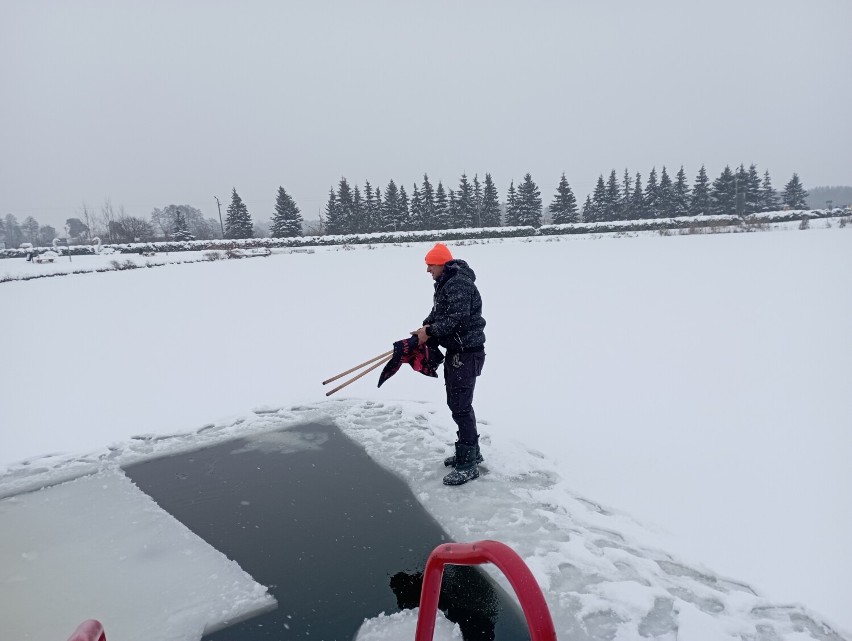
top-left (444, 351), bottom-right (486, 446)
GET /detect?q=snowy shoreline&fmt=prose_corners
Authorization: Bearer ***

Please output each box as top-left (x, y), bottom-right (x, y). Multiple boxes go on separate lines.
top-left (2, 211), bottom-right (845, 283)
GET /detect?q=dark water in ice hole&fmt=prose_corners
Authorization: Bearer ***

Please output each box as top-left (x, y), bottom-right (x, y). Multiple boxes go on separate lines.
top-left (124, 421), bottom-right (530, 641)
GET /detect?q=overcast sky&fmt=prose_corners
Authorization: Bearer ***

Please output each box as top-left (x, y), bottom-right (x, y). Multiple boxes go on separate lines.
top-left (2, 0), bottom-right (850, 231)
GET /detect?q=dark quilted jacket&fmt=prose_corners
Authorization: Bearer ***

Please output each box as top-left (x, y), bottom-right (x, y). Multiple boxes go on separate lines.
top-left (423, 259), bottom-right (486, 352)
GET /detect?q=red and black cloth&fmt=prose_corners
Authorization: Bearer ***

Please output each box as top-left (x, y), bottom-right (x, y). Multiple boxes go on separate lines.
top-left (378, 336), bottom-right (445, 387)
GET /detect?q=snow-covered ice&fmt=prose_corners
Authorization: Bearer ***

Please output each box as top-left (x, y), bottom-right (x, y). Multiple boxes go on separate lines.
top-left (355, 607), bottom-right (461, 641)
top-left (0, 223), bottom-right (849, 640)
top-left (0, 467), bottom-right (275, 641)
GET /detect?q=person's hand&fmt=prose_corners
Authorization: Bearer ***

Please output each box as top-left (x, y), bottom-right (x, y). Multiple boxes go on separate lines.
top-left (411, 326), bottom-right (430, 345)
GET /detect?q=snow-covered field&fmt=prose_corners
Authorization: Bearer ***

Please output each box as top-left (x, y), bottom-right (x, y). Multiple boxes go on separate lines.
top-left (1, 225), bottom-right (850, 640)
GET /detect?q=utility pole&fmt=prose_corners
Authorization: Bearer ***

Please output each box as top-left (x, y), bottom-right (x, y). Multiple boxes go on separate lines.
top-left (215, 196), bottom-right (225, 238)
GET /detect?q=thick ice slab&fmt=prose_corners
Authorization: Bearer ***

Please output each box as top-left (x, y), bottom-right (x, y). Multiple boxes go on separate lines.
top-left (0, 467), bottom-right (275, 641)
top-left (355, 608), bottom-right (460, 641)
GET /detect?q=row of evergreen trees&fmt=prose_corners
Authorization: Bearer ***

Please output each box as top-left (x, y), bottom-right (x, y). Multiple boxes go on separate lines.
top-left (121, 165), bottom-right (815, 241)
top-left (323, 174), bottom-right (505, 235)
top-left (580, 164), bottom-right (808, 223)
top-left (0, 166), bottom-right (812, 247)
top-left (316, 166), bottom-right (808, 236)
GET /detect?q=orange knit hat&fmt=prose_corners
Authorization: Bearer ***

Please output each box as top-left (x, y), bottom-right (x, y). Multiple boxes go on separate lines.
top-left (424, 242), bottom-right (453, 265)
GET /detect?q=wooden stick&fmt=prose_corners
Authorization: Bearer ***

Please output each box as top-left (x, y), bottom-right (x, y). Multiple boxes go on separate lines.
top-left (322, 349), bottom-right (394, 385)
top-left (325, 356), bottom-right (392, 397)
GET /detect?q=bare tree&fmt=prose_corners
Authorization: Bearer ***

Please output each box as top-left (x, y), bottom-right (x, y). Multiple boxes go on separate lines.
top-left (78, 202), bottom-right (93, 241)
top-left (150, 206), bottom-right (176, 240)
top-left (204, 217), bottom-right (222, 239)
top-left (303, 208), bottom-right (324, 236)
top-left (21, 216), bottom-right (40, 244)
top-left (100, 198), bottom-right (116, 243)
top-left (182, 206), bottom-right (209, 239)
top-left (4, 214), bottom-right (23, 248)
top-left (114, 214), bottom-right (153, 242)
top-left (150, 205), bottom-right (210, 240)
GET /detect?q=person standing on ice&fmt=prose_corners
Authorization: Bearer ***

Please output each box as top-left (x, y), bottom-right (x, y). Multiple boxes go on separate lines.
top-left (412, 242), bottom-right (486, 486)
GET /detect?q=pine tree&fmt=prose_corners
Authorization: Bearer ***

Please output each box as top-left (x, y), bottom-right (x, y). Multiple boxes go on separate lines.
top-left (505, 181), bottom-right (519, 226)
top-left (270, 186), bottom-right (303, 237)
top-left (516, 173), bottom-right (542, 227)
top-left (760, 170), bottom-right (779, 212)
top-left (455, 173), bottom-right (474, 228)
top-left (225, 188), bottom-right (253, 238)
top-left (472, 174), bottom-right (483, 227)
top-left (363, 181), bottom-right (376, 232)
top-left (421, 174), bottom-right (435, 230)
top-left (481, 173), bottom-right (501, 227)
top-left (734, 164), bottom-right (749, 216)
top-left (605, 170), bottom-right (621, 220)
top-left (448, 189), bottom-right (457, 228)
top-left (658, 166), bottom-right (675, 218)
top-left (620, 169), bottom-right (633, 220)
top-left (630, 172), bottom-right (645, 220)
top-left (173, 207), bottom-right (194, 241)
top-left (587, 175), bottom-right (607, 223)
top-left (711, 166), bottom-right (737, 216)
top-left (336, 178), bottom-right (355, 234)
top-left (782, 173), bottom-right (808, 209)
top-left (673, 166), bottom-right (691, 217)
top-left (644, 168), bottom-right (659, 218)
top-left (382, 180), bottom-right (401, 231)
top-left (324, 188), bottom-right (344, 235)
top-left (398, 184), bottom-right (410, 230)
top-left (410, 183), bottom-right (424, 230)
top-left (374, 188), bottom-right (382, 232)
top-left (581, 195), bottom-right (593, 223)
top-left (352, 185), bottom-right (364, 233)
top-left (434, 182), bottom-right (450, 229)
top-left (549, 173), bottom-right (579, 224)
top-left (745, 164), bottom-right (762, 215)
top-left (690, 165), bottom-right (711, 215)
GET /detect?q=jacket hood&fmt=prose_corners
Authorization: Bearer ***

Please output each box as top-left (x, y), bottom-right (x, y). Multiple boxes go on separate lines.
top-left (441, 259), bottom-right (476, 283)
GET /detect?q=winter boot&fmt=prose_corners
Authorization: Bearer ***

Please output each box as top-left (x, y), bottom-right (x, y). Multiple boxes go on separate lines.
top-left (444, 441), bottom-right (483, 467)
top-left (442, 443), bottom-right (480, 486)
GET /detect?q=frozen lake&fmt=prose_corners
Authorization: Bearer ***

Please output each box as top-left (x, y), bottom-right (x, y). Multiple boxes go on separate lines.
top-left (2, 228), bottom-right (849, 640)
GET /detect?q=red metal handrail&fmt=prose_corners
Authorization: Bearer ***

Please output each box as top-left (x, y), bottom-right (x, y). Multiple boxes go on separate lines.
top-left (67, 619), bottom-right (105, 641)
top-left (414, 540), bottom-right (557, 641)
